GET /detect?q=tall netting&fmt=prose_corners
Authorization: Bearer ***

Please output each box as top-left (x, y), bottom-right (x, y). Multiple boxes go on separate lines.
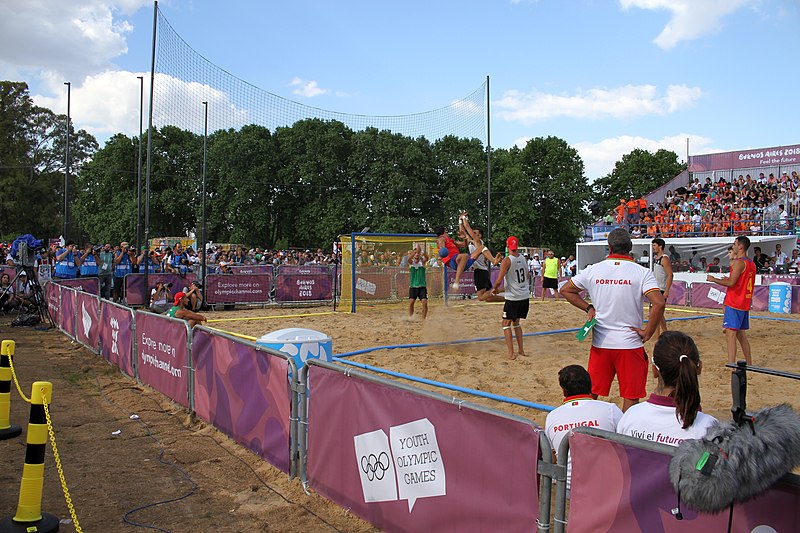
top-left (340, 234), bottom-right (443, 312)
top-left (152, 8), bottom-right (487, 143)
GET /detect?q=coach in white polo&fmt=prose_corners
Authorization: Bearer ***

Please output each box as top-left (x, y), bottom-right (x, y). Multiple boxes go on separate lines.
top-left (560, 228), bottom-right (665, 412)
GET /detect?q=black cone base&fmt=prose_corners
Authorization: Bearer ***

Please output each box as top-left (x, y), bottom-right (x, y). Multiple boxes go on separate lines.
top-left (0, 425), bottom-right (22, 441)
top-left (0, 512), bottom-right (60, 533)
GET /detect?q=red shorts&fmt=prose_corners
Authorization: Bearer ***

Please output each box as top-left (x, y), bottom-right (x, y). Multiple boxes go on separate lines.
top-left (588, 346), bottom-right (648, 400)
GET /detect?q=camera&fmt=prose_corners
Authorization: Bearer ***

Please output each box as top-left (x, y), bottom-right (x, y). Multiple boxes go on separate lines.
top-left (165, 282), bottom-right (173, 288)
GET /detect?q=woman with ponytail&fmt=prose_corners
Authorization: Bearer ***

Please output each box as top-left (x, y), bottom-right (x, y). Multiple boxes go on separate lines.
top-left (617, 331), bottom-right (717, 445)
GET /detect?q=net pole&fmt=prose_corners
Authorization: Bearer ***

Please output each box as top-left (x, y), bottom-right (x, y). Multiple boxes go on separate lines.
top-left (201, 101), bottom-right (208, 289)
top-left (143, 0), bottom-right (158, 305)
top-left (486, 75), bottom-right (492, 248)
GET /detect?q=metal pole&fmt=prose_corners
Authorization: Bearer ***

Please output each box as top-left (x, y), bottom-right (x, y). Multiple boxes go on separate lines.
top-left (485, 75), bottom-right (491, 247)
top-left (143, 0), bottom-right (158, 305)
top-left (136, 76), bottom-right (144, 254)
top-left (201, 101), bottom-right (208, 289)
top-left (63, 82), bottom-right (71, 241)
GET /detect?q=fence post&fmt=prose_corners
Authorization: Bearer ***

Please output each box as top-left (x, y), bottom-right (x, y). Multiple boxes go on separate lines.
top-left (0, 341), bottom-right (22, 440)
top-left (0, 381), bottom-right (59, 533)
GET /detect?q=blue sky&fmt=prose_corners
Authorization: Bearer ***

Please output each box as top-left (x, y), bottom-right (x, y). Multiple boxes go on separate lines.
top-left (1, 0), bottom-right (797, 179)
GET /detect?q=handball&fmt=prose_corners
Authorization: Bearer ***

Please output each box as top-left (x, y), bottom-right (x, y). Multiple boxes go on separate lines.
top-left (438, 247), bottom-right (449, 258)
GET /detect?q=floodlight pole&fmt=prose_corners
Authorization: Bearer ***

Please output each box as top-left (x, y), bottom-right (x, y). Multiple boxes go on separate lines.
top-left (136, 76), bottom-right (144, 254)
top-left (201, 101), bottom-right (208, 288)
top-left (63, 81), bottom-right (71, 241)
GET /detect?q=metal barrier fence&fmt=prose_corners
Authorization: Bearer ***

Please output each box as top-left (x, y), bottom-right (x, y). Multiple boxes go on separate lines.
top-left (39, 280), bottom-right (800, 531)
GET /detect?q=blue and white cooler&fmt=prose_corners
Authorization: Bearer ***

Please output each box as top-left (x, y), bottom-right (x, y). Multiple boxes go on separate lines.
top-left (257, 328), bottom-right (333, 371)
top-left (768, 282), bottom-right (792, 314)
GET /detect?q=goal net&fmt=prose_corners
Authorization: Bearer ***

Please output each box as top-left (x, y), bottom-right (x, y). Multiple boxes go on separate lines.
top-left (339, 233), bottom-right (444, 313)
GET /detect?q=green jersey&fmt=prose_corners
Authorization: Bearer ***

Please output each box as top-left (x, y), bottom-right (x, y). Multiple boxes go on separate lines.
top-left (166, 305), bottom-right (180, 318)
top-left (409, 259), bottom-right (426, 288)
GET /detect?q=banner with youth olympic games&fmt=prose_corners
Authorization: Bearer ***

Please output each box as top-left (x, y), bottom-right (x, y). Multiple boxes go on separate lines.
top-left (568, 431), bottom-right (800, 532)
top-left (275, 266), bottom-right (332, 302)
top-left (306, 365), bottom-right (540, 533)
top-left (191, 329), bottom-right (291, 473)
top-left (135, 311), bottom-right (190, 407)
top-left (205, 273), bottom-right (272, 304)
top-left (98, 301), bottom-right (134, 376)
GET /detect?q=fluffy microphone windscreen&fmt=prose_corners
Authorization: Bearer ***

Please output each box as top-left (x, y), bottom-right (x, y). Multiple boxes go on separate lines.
top-left (669, 403), bottom-right (800, 513)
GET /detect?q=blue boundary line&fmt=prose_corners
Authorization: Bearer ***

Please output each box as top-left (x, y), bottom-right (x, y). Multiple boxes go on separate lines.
top-left (331, 315), bottom-right (713, 413)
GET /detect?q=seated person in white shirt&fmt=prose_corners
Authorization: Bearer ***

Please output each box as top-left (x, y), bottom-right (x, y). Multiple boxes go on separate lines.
top-left (617, 331), bottom-right (717, 446)
top-left (545, 365), bottom-right (622, 494)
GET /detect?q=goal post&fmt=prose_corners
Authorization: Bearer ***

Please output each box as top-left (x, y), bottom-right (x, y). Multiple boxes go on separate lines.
top-left (339, 233), bottom-right (443, 313)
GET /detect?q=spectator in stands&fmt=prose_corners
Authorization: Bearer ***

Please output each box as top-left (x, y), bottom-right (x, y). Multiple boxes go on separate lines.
top-left (98, 243), bottom-right (114, 299)
top-left (113, 242), bottom-right (137, 302)
top-left (752, 246), bottom-right (770, 272)
top-left (545, 365), bottom-right (622, 494)
top-left (617, 331), bottom-right (717, 445)
top-left (54, 241), bottom-right (80, 280)
top-left (789, 249), bottom-right (800, 274)
top-left (166, 291), bottom-right (206, 328)
top-left (706, 257), bottom-right (721, 273)
top-left (668, 245), bottom-right (681, 263)
top-left (79, 243), bottom-right (99, 278)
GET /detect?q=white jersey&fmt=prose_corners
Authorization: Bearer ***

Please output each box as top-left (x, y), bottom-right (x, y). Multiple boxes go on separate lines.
top-left (469, 240), bottom-right (488, 271)
top-left (504, 253), bottom-right (530, 301)
top-left (545, 396), bottom-right (622, 492)
top-left (568, 255), bottom-right (659, 349)
top-left (617, 394), bottom-right (718, 446)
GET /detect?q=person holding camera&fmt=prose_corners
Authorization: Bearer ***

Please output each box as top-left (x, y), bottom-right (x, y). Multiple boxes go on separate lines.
top-left (54, 241), bottom-right (80, 279)
top-left (113, 241), bottom-right (138, 303)
top-left (185, 280), bottom-right (204, 311)
top-left (138, 248), bottom-right (158, 273)
top-left (79, 243), bottom-right (100, 278)
top-left (166, 242), bottom-right (190, 275)
top-left (150, 281), bottom-right (173, 313)
top-left (98, 243), bottom-right (114, 299)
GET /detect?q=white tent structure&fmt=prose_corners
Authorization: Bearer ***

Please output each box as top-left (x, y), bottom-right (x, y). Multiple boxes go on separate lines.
top-left (576, 235), bottom-right (798, 283)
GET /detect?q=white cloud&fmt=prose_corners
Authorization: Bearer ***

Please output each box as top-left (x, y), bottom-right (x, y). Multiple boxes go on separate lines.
top-left (512, 133), bottom-right (715, 179)
top-left (619, 0), bottom-right (753, 49)
top-left (0, 1), bottom-right (149, 81)
top-left (495, 84), bottom-right (702, 124)
top-left (290, 77), bottom-right (329, 98)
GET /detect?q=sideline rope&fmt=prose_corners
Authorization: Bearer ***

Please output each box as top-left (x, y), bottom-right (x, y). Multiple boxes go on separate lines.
top-left (42, 393), bottom-right (82, 533)
top-left (207, 311), bottom-right (335, 323)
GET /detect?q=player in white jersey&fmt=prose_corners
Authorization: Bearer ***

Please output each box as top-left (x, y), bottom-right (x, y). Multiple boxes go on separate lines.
top-left (490, 236), bottom-right (530, 360)
top-left (560, 228), bottom-right (665, 411)
top-left (617, 331), bottom-right (717, 445)
top-left (545, 365), bottom-right (622, 494)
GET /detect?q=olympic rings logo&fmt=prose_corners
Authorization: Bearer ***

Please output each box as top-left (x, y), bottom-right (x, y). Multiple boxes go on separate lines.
top-left (360, 452), bottom-right (390, 481)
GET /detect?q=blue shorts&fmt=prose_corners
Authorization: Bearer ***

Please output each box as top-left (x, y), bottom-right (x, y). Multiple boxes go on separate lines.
top-left (723, 306), bottom-right (749, 330)
top-left (447, 256), bottom-right (475, 270)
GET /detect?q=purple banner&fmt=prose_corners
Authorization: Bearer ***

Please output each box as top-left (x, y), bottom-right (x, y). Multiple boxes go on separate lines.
top-left (762, 275), bottom-right (800, 286)
top-left (98, 301), bottom-right (135, 376)
top-left (46, 282), bottom-right (61, 324)
top-left (794, 287), bottom-right (800, 314)
top-left (192, 329), bottom-right (291, 473)
top-left (688, 144), bottom-right (800, 172)
top-left (228, 265), bottom-right (273, 275)
top-left (689, 283), bottom-right (725, 309)
top-left (206, 273), bottom-right (272, 304)
top-left (135, 312), bottom-right (189, 407)
top-left (59, 287), bottom-right (76, 338)
top-left (569, 431), bottom-right (800, 532)
top-left (306, 365), bottom-right (540, 533)
top-left (353, 271), bottom-right (393, 299)
top-left (74, 291), bottom-right (100, 351)
top-left (57, 277), bottom-right (99, 295)
top-left (124, 273), bottom-right (197, 306)
top-left (275, 266), bottom-right (331, 302)
top-left (667, 280), bottom-right (687, 305)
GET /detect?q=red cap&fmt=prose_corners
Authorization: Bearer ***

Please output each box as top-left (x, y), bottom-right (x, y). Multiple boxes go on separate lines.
top-left (173, 292), bottom-right (186, 306)
top-left (506, 236), bottom-right (519, 251)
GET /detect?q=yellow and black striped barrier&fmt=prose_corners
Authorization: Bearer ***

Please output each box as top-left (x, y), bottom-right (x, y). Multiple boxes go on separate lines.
top-left (0, 381), bottom-right (60, 533)
top-left (0, 341), bottom-right (21, 440)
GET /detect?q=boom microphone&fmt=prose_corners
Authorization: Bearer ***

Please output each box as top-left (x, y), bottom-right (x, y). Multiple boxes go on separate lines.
top-left (669, 403), bottom-right (800, 513)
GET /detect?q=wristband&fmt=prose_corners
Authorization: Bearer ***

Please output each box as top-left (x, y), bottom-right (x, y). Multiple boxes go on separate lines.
top-left (585, 304), bottom-right (594, 314)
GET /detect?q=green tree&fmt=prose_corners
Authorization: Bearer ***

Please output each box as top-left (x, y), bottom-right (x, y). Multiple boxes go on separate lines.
top-left (593, 148), bottom-right (686, 215)
top-left (431, 135), bottom-right (487, 235)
